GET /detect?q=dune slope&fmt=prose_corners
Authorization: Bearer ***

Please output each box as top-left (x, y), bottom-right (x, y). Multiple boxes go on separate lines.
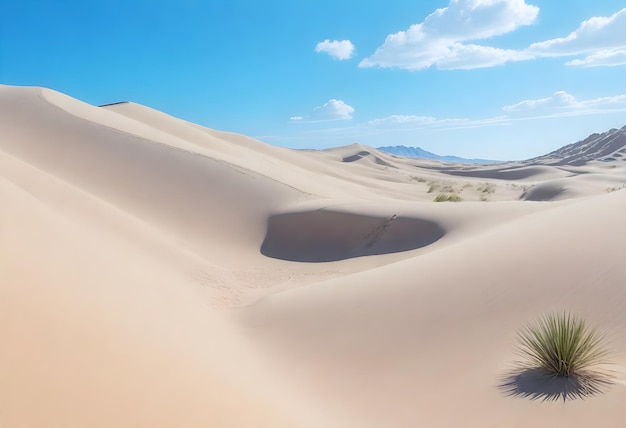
top-left (243, 189), bottom-right (626, 427)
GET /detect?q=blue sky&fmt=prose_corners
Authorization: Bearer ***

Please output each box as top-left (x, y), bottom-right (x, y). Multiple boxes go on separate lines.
top-left (2, 0), bottom-right (626, 160)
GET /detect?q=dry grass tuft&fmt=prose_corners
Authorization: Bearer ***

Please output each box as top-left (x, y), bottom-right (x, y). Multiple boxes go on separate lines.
top-left (515, 312), bottom-right (609, 377)
top-left (434, 193), bottom-right (461, 202)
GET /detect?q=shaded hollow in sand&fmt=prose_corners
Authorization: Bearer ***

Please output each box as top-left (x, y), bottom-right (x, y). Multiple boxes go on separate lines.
top-left (261, 210), bottom-right (445, 262)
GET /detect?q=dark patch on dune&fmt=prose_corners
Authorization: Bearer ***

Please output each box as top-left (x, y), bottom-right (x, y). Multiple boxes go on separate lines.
top-left (261, 210), bottom-right (444, 262)
top-left (520, 182), bottom-right (570, 201)
top-left (342, 151), bottom-right (396, 168)
top-left (440, 166), bottom-right (551, 180)
top-left (342, 150), bottom-right (370, 162)
top-left (98, 101), bottom-right (130, 107)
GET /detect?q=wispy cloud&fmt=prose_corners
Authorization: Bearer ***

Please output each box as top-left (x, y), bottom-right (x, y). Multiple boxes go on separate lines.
top-left (366, 114), bottom-right (508, 131)
top-left (315, 39), bottom-right (355, 60)
top-left (359, 2), bottom-right (626, 70)
top-left (503, 91), bottom-right (578, 112)
top-left (290, 99), bottom-right (355, 122)
top-left (566, 49), bottom-right (626, 67)
top-left (288, 91), bottom-right (625, 139)
top-left (528, 9), bottom-right (626, 61)
top-left (504, 91), bottom-right (626, 116)
top-left (359, 0), bottom-right (538, 70)
top-left (367, 91), bottom-right (626, 130)
top-left (368, 115), bottom-right (438, 125)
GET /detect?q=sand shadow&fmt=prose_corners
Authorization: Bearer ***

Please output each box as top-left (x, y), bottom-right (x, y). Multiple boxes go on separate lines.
top-left (261, 210), bottom-right (444, 262)
top-left (498, 367), bottom-right (614, 402)
top-left (342, 151), bottom-right (396, 168)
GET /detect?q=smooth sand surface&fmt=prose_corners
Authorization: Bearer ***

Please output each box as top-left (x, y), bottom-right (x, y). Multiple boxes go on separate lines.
top-left (1, 84), bottom-right (625, 427)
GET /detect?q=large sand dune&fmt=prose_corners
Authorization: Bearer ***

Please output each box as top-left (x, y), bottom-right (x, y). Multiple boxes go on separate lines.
top-left (1, 84), bottom-right (625, 427)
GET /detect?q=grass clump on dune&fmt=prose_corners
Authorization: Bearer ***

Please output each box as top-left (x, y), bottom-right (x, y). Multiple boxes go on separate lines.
top-left (516, 312), bottom-right (609, 377)
top-left (433, 193), bottom-right (461, 202)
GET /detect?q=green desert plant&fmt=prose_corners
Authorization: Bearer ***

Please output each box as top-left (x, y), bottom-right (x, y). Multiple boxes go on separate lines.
top-left (516, 312), bottom-right (609, 377)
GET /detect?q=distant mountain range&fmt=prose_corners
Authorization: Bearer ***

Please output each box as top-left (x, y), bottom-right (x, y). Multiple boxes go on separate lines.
top-left (378, 124), bottom-right (626, 165)
top-left (528, 125), bottom-right (626, 165)
top-left (376, 145), bottom-right (499, 164)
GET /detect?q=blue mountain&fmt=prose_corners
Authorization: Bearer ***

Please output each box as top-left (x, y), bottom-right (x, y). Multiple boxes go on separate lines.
top-left (377, 145), bottom-right (499, 164)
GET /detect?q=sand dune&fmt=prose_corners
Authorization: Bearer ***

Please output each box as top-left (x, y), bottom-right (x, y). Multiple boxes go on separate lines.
top-left (1, 84), bottom-right (625, 427)
top-left (0, 153), bottom-right (317, 427)
top-left (244, 189), bottom-right (626, 427)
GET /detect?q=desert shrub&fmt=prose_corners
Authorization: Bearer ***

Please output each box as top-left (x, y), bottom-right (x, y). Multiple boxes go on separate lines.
top-left (477, 183), bottom-right (495, 194)
top-left (515, 312), bottom-right (609, 377)
top-left (434, 193), bottom-right (461, 202)
top-left (606, 185), bottom-right (626, 193)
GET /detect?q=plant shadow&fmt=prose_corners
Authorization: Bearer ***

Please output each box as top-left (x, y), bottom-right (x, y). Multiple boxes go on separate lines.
top-left (498, 367), bottom-right (614, 402)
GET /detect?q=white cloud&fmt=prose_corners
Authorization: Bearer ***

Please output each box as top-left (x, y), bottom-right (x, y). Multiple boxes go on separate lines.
top-left (566, 49), bottom-right (626, 67)
top-left (315, 39), bottom-right (355, 60)
top-left (359, 0), bottom-right (538, 70)
top-left (368, 91), bottom-right (626, 130)
top-left (503, 91), bottom-right (578, 112)
top-left (311, 99), bottom-right (354, 120)
top-left (584, 94), bottom-right (626, 107)
top-left (368, 115), bottom-right (438, 125)
top-left (291, 99), bottom-right (355, 122)
top-left (359, 5), bottom-right (626, 70)
top-left (528, 9), bottom-right (626, 58)
top-left (366, 114), bottom-right (509, 130)
top-left (435, 43), bottom-right (532, 70)
top-left (503, 91), bottom-right (626, 116)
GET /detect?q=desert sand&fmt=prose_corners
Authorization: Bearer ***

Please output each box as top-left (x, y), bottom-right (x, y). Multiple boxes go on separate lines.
top-left (1, 84), bottom-right (625, 427)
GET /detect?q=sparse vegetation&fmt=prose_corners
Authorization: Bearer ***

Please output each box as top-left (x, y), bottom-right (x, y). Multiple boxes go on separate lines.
top-left (606, 184), bottom-right (626, 193)
top-left (434, 193), bottom-right (461, 202)
top-left (410, 176), bottom-right (459, 194)
top-left (409, 175), bottom-right (428, 183)
top-left (515, 312), bottom-right (609, 377)
top-left (475, 182), bottom-right (496, 201)
top-left (428, 180), bottom-right (456, 194)
top-left (509, 183), bottom-right (529, 192)
top-left (477, 182), bottom-right (495, 194)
